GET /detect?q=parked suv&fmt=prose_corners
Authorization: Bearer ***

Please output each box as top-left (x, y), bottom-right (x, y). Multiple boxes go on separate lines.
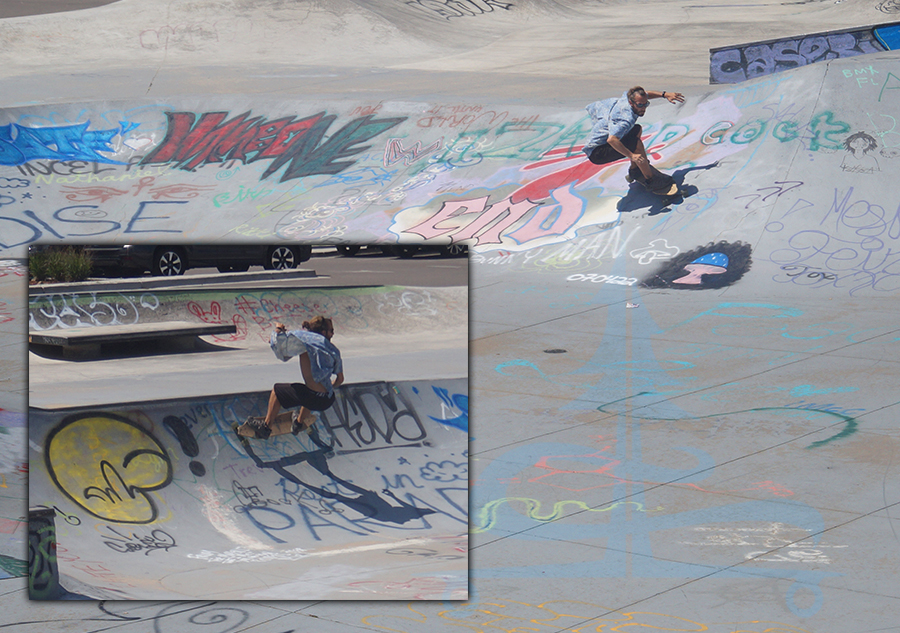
top-left (84, 244), bottom-right (313, 276)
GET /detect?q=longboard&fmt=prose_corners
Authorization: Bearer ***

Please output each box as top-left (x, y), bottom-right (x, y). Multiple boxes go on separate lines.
top-left (233, 410), bottom-right (317, 441)
top-left (630, 165), bottom-right (683, 197)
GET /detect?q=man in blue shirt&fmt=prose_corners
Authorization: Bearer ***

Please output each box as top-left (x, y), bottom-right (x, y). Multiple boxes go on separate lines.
top-left (583, 86), bottom-right (685, 183)
top-left (241, 316), bottom-right (344, 439)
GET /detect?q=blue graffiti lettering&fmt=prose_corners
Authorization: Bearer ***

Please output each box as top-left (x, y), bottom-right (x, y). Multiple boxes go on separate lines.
top-left (0, 121), bottom-right (138, 166)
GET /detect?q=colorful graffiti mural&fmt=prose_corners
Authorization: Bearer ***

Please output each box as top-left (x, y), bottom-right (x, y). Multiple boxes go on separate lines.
top-left (28, 380), bottom-right (468, 599)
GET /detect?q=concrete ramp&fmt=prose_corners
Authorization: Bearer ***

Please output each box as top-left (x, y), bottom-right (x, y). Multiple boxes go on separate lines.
top-left (1, 51), bottom-right (898, 264)
top-left (28, 379), bottom-right (468, 600)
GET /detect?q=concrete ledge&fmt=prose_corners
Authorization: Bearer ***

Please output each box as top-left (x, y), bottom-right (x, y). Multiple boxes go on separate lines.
top-left (28, 321), bottom-right (237, 359)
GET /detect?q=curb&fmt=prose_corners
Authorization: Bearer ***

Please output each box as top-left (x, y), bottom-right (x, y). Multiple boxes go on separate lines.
top-left (29, 268), bottom-right (318, 296)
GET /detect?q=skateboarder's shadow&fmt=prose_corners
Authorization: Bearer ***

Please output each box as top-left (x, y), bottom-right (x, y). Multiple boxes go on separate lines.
top-left (616, 162), bottom-right (717, 215)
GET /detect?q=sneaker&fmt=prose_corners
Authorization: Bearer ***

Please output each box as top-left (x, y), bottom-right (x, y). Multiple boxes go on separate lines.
top-left (300, 410), bottom-right (317, 428)
top-left (290, 410), bottom-right (316, 435)
top-left (247, 416), bottom-right (271, 439)
top-left (625, 166), bottom-right (643, 184)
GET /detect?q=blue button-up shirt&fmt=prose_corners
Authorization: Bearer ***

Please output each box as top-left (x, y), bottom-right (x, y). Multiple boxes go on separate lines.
top-left (582, 92), bottom-right (639, 155)
top-left (270, 329), bottom-right (343, 396)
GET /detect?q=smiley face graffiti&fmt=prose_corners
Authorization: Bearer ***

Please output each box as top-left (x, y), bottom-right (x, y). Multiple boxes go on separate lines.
top-left (44, 412), bottom-right (173, 525)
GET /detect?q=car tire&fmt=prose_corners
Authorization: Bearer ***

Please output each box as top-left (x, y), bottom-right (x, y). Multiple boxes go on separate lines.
top-left (152, 247), bottom-right (186, 276)
top-left (265, 245), bottom-right (299, 270)
top-left (440, 244), bottom-right (468, 257)
top-left (337, 245), bottom-right (361, 257)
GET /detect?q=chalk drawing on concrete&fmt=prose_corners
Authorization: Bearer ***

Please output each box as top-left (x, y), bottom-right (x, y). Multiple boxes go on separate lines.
top-left (841, 131), bottom-right (881, 174)
top-left (388, 185), bottom-right (621, 253)
top-left (640, 241), bottom-right (753, 289)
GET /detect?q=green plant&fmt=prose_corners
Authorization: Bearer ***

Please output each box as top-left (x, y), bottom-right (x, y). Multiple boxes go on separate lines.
top-left (29, 247), bottom-right (93, 283)
top-left (28, 252), bottom-right (50, 282)
top-left (64, 248), bottom-right (93, 282)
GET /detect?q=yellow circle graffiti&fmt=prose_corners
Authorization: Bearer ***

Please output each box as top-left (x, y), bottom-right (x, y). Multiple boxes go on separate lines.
top-left (45, 412), bottom-right (173, 525)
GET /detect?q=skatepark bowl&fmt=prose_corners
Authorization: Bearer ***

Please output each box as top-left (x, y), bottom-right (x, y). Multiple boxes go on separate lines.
top-left (4, 0), bottom-right (900, 629)
top-left (25, 280), bottom-right (469, 600)
top-left (29, 383), bottom-right (469, 600)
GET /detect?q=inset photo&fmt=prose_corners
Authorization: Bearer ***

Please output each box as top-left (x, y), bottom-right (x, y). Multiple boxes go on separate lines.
top-left (27, 243), bottom-right (468, 600)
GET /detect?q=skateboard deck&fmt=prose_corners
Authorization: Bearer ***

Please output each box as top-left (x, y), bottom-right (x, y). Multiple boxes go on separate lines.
top-left (234, 410), bottom-right (317, 441)
top-left (631, 166), bottom-right (682, 197)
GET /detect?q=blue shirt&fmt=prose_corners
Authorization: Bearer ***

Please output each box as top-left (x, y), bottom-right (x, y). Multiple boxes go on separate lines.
top-left (582, 92), bottom-right (639, 155)
top-left (269, 329), bottom-right (343, 396)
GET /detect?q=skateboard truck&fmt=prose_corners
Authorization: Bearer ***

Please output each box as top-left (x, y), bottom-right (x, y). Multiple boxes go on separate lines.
top-left (627, 166), bottom-right (683, 197)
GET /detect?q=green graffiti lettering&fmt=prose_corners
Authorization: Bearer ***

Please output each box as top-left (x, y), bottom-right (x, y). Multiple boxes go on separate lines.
top-left (808, 112), bottom-right (851, 151)
top-left (730, 119), bottom-right (768, 144)
top-left (773, 120), bottom-right (800, 143)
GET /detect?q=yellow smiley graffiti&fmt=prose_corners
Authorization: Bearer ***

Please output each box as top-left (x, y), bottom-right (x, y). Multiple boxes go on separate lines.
top-left (44, 412), bottom-right (173, 525)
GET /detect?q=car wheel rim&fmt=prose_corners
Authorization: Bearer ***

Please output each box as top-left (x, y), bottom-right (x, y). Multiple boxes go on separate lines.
top-left (271, 247), bottom-right (294, 269)
top-left (160, 252), bottom-right (182, 275)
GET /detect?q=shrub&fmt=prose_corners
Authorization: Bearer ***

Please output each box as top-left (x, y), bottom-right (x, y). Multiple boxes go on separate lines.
top-left (29, 247), bottom-right (94, 283)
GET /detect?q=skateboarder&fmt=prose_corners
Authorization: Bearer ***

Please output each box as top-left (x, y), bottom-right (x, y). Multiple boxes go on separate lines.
top-left (241, 316), bottom-right (344, 439)
top-left (582, 87), bottom-right (684, 184)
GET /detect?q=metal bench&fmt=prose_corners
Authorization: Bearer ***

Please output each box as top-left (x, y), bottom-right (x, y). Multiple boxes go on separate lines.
top-left (28, 321), bottom-right (237, 359)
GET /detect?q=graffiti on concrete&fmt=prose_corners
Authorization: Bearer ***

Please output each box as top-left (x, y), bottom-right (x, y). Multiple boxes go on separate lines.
top-left (427, 386), bottom-right (468, 432)
top-left (139, 17), bottom-right (252, 51)
top-left (840, 131), bottom-right (881, 173)
top-left (640, 241), bottom-right (753, 289)
top-left (364, 599), bottom-right (816, 632)
top-left (27, 509), bottom-right (59, 599)
top-left (163, 415), bottom-right (206, 477)
top-left (29, 291), bottom-right (160, 331)
top-left (44, 412), bottom-right (174, 525)
top-left (391, 184), bottom-right (620, 251)
top-left (766, 186), bottom-right (900, 295)
top-left (321, 382), bottom-right (429, 449)
top-left (58, 178), bottom-right (216, 202)
top-left (141, 111), bottom-right (406, 183)
top-left (1, 121), bottom-right (139, 166)
top-left (710, 30), bottom-right (884, 84)
top-left (384, 137), bottom-right (443, 166)
top-left (406, 0), bottom-right (514, 20)
top-left (82, 601), bottom-right (258, 631)
top-left (29, 380), bottom-right (467, 595)
top-left (241, 438), bottom-right (439, 540)
top-left (474, 435), bottom-right (836, 618)
top-left (102, 525), bottom-right (177, 555)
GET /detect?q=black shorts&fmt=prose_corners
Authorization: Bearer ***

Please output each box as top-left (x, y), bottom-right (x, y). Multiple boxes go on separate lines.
top-left (586, 124), bottom-right (642, 165)
top-left (273, 383), bottom-right (335, 411)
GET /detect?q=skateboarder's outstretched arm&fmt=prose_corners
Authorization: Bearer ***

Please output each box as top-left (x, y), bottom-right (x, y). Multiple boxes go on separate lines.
top-left (647, 90), bottom-right (684, 104)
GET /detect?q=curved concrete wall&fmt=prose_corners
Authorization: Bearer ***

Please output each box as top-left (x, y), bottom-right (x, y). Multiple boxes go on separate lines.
top-left (28, 380), bottom-right (468, 600)
top-left (1, 54), bottom-right (899, 302)
top-left (28, 284), bottom-right (468, 339)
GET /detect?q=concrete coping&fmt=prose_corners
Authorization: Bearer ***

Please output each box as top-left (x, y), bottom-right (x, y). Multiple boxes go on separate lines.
top-left (29, 268), bottom-right (318, 296)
